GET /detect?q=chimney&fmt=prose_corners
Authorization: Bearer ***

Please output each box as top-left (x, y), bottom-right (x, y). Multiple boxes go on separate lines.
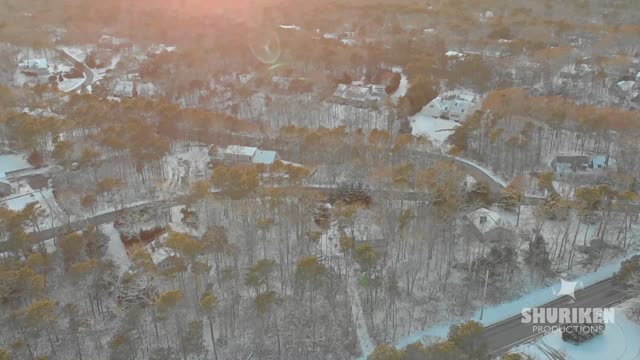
top-left (479, 215), bottom-right (487, 224)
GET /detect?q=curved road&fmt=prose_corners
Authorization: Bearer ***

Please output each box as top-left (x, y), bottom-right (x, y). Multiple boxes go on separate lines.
top-left (58, 49), bottom-right (95, 93)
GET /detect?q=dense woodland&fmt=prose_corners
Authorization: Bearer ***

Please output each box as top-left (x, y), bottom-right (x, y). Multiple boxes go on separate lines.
top-left (0, 0), bottom-right (639, 359)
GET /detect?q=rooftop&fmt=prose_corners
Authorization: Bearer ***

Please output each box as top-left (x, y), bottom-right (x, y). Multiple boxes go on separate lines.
top-left (253, 150), bottom-right (278, 165)
top-left (0, 154), bottom-right (33, 175)
top-left (19, 58), bottom-right (48, 70)
top-left (223, 145), bottom-right (258, 157)
top-left (466, 208), bottom-right (509, 234)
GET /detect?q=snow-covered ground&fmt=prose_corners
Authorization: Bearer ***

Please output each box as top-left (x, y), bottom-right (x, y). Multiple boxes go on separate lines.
top-left (58, 45), bottom-right (93, 63)
top-left (161, 144), bottom-right (209, 195)
top-left (411, 113), bottom-right (460, 147)
top-left (368, 253), bottom-right (640, 359)
top-left (93, 53), bottom-right (121, 82)
top-left (58, 76), bottom-right (85, 93)
top-left (391, 66), bottom-right (408, 103)
top-left (516, 300), bottom-right (640, 360)
top-left (100, 223), bottom-right (131, 275)
top-left (319, 221), bottom-right (375, 358)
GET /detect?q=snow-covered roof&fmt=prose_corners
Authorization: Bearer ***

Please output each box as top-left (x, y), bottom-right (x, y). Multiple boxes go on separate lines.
top-left (145, 238), bottom-right (177, 266)
top-left (617, 80), bottom-right (635, 92)
top-left (422, 90), bottom-right (479, 120)
top-left (19, 58), bottom-right (48, 70)
top-left (466, 208), bottom-right (509, 234)
top-left (446, 50), bottom-right (465, 58)
top-left (136, 82), bottom-right (157, 98)
top-left (113, 80), bottom-right (134, 97)
top-left (0, 154), bottom-right (33, 175)
top-left (332, 84), bottom-right (387, 103)
top-left (2, 193), bottom-right (39, 211)
top-left (636, 72), bottom-right (640, 82)
top-left (223, 145), bottom-right (257, 157)
top-left (148, 44), bottom-right (177, 55)
top-left (279, 24), bottom-right (301, 31)
top-left (252, 150), bottom-right (278, 165)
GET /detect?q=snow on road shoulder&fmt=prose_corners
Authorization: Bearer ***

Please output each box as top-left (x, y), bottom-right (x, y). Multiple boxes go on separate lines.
top-left (376, 253), bottom-right (639, 359)
top-left (516, 300), bottom-right (640, 360)
top-left (100, 223), bottom-right (131, 275)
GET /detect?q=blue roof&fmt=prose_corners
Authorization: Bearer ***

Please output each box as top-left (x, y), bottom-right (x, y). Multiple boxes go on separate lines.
top-left (0, 154), bottom-right (33, 174)
top-left (252, 150), bottom-right (278, 165)
top-left (592, 155), bottom-right (615, 169)
top-left (555, 162), bottom-right (572, 174)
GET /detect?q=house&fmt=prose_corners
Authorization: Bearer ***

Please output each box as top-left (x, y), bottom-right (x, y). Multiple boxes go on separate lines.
top-left (551, 155), bottom-right (590, 174)
top-left (221, 145), bottom-right (258, 162)
top-left (330, 83), bottom-right (388, 108)
top-left (465, 208), bottom-right (516, 244)
top-left (591, 155), bottom-right (616, 171)
top-left (252, 150), bottom-right (279, 165)
top-left (136, 82), bottom-right (158, 98)
top-left (272, 76), bottom-right (291, 91)
top-left (113, 80), bottom-right (135, 98)
top-left (18, 58), bottom-right (50, 76)
top-left (422, 90), bottom-right (480, 122)
top-left (0, 180), bottom-right (11, 197)
top-left (0, 154), bottom-right (34, 178)
top-left (147, 44), bottom-right (176, 56)
top-left (98, 35), bottom-right (133, 50)
top-left (145, 239), bottom-right (180, 272)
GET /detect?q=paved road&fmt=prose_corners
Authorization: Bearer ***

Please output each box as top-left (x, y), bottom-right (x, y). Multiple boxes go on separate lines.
top-left (30, 200), bottom-right (170, 242)
top-left (483, 278), bottom-right (630, 357)
top-left (58, 49), bottom-right (95, 93)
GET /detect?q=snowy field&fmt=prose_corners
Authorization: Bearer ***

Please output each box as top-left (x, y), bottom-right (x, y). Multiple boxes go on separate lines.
top-left (161, 144), bottom-right (209, 195)
top-left (58, 76), bottom-right (85, 92)
top-left (410, 112), bottom-right (460, 148)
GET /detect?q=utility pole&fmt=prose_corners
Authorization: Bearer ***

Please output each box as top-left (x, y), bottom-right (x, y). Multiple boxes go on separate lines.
top-left (479, 269), bottom-right (489, 321)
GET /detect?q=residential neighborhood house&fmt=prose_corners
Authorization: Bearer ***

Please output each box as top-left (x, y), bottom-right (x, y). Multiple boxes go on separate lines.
top-left (465, 207), bottom-right (516, 244)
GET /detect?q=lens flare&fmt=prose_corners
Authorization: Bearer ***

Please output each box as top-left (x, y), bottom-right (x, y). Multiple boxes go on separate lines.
top-left (248, 28), bottom-right (281, 65)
